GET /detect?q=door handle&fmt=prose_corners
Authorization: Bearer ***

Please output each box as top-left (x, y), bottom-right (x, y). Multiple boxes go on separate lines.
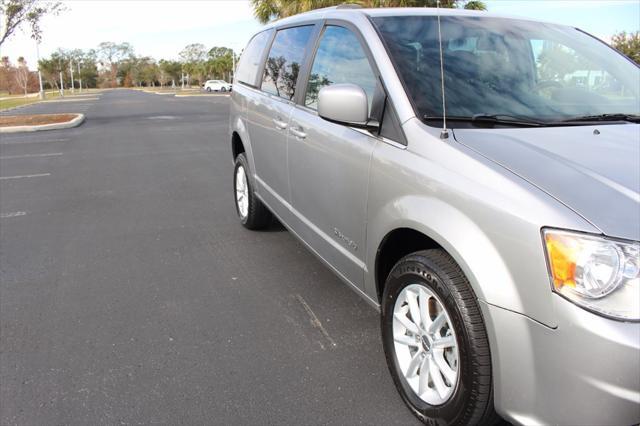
top-left (289, 126), bottom-right (307, 139)
top-left (273, 117), bottom-right (288, 130)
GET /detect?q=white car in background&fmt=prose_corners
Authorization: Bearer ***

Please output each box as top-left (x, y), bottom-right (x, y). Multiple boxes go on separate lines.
top-left (203, 80), bottom-right (232, 92)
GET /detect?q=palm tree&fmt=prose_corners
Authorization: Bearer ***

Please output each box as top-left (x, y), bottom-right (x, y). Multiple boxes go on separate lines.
top-left (250, 0), bottom-right (486, 24)
top-left (462, 0), bottom-right (486, 10)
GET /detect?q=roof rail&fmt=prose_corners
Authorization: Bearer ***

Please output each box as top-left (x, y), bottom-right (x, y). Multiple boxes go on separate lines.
top-left (336, 3), bottom-right (363, 9)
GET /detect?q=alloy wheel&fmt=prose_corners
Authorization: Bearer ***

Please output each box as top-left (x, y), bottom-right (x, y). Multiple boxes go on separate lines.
top-left (235, 165), bottom-right (249, 219)
top-left (392, 284), bottom-right (459, 405)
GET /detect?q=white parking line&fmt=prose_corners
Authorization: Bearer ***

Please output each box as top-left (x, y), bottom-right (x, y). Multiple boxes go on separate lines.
top-left (0, 173), bottom-right (50, 180)
top-left (0, 138), bottom-right (68, 145)
top-left (0, 211), bottom-right (27, 218)
top-left (0, 152), bottom-right (63, 160)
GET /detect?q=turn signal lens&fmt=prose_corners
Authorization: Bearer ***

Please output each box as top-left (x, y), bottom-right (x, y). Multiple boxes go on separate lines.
top-left (543, 229), bottom-right (639, 320)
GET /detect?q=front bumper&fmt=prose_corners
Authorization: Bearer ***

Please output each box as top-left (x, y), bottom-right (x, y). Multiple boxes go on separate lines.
top-left (481, 295), bottom-right (640, 426)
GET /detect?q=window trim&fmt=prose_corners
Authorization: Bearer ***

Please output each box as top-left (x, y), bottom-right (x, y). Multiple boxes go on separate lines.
top-left (296, 19), bottom-right (407, 146)
top-left (258, 22), bottom-right (322, 102)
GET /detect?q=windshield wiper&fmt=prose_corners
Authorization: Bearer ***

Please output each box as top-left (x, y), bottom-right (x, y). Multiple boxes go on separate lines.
top-left (423, 114), bottom-right (547, 127)
top-left (560, 113), bottom-right (640, 123)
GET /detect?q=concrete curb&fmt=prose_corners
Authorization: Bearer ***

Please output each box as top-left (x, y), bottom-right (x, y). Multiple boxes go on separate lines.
top-left (0, 113), bottom-right (85, 133)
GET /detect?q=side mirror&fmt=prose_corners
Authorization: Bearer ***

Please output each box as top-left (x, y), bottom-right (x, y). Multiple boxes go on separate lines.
top-left (318, 84), bottom-right (372, 128)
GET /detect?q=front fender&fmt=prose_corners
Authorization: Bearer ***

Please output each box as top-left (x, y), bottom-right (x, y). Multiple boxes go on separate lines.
top-left (364, 124), bottom-right (599, 328)
top-left (368, 195), bottom-right (522, 315)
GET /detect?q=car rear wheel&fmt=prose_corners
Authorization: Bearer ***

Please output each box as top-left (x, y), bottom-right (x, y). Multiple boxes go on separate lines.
top-left (206, 87), bottom-right (212, 92)
top-left (233, 153), bottom-right (272, 230)
top-left (381, 249), bottom-right (499, 426)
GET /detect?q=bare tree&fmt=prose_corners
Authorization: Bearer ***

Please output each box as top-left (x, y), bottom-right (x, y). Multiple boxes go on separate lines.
top-left (15, 55), bottom-right (29, 95)
top-left (97, 41), bottom-right (133, 87)
top-left (0, 0), bottom-right (64, 46)
top-left (179, 43), bottom-right (207, 87)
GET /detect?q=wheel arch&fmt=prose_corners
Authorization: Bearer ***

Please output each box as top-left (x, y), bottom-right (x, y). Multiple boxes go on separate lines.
top-left (375, 228), bottom-right (442, 302)
top-left (229, 110), bottom-right (256, 171)
top-left (231, 131), bottom-right (245, 160)
top-left (369, 196), bottom-right (524, 315)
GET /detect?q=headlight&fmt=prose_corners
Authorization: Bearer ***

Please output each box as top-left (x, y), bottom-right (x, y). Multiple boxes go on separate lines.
top-left (543, 229), bottom-right (639, 321)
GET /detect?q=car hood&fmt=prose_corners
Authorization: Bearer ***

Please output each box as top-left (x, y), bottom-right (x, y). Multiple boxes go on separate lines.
top-left (453, 124), bottom-right (640, 241)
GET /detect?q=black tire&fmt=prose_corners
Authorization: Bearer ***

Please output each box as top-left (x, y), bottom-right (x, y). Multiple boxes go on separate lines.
top-left (221, 87), bottom-right (227, 92)
top-left (381, 249), bottom-right (498, 426)
top-left (206, 87), bottom-right (212, 92)
top-left (233, 153), bottom-right (272, 230)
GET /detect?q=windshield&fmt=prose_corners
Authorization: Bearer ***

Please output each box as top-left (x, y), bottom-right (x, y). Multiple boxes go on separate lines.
top-left (371, 16), bottom-right (640, 125)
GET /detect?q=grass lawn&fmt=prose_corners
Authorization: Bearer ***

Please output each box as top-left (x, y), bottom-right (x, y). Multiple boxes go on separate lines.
top-left (0, 97), bottom-right (39, 110)
top-left (0, 90), bottom-right (101, 111)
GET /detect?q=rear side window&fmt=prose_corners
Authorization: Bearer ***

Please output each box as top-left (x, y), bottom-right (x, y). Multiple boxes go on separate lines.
top-left (236, 30), bottom-right (272, 86)
top-left (304, 26), bottom-right (377, 112)
top-left (261, 25), bottom-right (314, 100)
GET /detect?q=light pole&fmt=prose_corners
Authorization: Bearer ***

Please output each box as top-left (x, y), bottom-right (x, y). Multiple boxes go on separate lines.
top-left (58, 59), bottom-right (64, 97)
top-left (77, 61), bottom-right (82, 93)
top-left (35, 42), bottom-right (45, 99)
top-left (70, 60), bottom-right (75, 93)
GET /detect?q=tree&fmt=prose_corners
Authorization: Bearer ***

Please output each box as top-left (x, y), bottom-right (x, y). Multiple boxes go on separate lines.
top-left (461, 0), bottom-right (486, 10)
top-left (0, 0), bottom-right (64, 46)
top-left (136, 57), bottom-right (158, 86)
top-left (97, 41), bottom-right (134, 87)
top-left (250, 0), bottom-right (485, 23)
top-left (208, 46), bottom-right (234, 60)
top-left (73, 49), bottom-right (98, 89)
top-left (38, 55), bottom-right (60, 90)
top-left (159, 59), bottom-right (181, 87)
top-left (14, 55), bottom-right (30, 95)
top-left (0, 56), bottom-right (14, 93)
top-left (179, 43), bottom-right (207, 86)
top-left (611, 31), bottom-right (640, 65)
top-left (204, 48), bottom-right (235, 81)
top-left (97, 41), bottom-right (133, 65)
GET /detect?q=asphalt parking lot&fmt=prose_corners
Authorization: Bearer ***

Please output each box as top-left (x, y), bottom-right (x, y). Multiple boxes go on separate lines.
top-left (0, 90), bottom-right (421, 425)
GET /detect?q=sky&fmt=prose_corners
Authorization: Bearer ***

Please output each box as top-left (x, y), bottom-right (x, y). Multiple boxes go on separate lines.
top-left (2, 0), bottom-right (639, 70)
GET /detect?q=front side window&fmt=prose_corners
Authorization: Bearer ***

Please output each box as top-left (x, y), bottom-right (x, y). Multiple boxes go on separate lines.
top-left (261, 25), bottom-right (314, 100)
top-left (304, 26), bottom-right (378, 112)
top-left (372, 16), bottom-right (640, 125)
top-left (235, 30), bottom-right (272, 86)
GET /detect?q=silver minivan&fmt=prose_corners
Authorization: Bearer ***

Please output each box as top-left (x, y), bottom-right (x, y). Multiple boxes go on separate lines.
top-left (229, 6), bottom-right (640, 425)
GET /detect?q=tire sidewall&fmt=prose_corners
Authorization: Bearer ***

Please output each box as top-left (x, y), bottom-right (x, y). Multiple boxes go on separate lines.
top-left (381, 258), bottom-right (477, 426)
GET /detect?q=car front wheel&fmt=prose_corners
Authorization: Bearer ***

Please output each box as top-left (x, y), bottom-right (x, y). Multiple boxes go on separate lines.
top-left (381, 249), bottom-right (498, 426)
top-left (221, 87), bottom-right (227, 92)
top-left (206, 87), bottom-right (212, 92)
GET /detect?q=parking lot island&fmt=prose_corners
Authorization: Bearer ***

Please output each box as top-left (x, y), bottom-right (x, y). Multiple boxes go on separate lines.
top-left (0, 113), bottom-right (85, 133)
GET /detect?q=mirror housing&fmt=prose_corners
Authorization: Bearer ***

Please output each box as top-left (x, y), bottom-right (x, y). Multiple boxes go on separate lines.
top-left (318, 84), bottom-right (373, 128)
